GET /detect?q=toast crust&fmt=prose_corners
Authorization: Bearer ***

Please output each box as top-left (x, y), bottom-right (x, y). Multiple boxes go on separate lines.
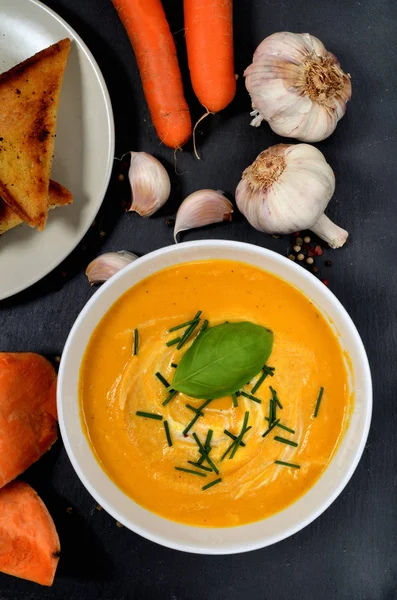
top-left (0, 39), bottom-right (70, 230)
top-left (0, 181), bottom-right (73, 235)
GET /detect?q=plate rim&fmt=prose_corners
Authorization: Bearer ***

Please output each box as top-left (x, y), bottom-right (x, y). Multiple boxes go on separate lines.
top-left (0, 0), bottom-right (115, 300)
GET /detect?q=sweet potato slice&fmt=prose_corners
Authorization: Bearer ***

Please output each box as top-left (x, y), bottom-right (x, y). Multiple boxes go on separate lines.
top-left (0, 481), bottom-right (60, 586)
top-left (0, 353), bottom-right (57, 489)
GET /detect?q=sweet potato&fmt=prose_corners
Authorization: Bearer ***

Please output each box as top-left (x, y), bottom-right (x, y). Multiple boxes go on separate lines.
top-left (0, 481), bottom-right (60, 586)
top-left (0, 353), bottom-right (58, 488)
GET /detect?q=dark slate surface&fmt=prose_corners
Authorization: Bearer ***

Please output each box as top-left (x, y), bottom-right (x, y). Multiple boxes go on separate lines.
top-left (0, 0), bottom-right (396, 598)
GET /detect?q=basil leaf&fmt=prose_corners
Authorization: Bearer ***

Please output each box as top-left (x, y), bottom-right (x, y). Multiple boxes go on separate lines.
top-left (171, 322), bottom-right (273, 399)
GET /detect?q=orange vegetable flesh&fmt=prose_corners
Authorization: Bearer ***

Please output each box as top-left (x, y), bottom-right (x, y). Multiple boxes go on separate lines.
top-left (80, 260), bottom-right (351, 528)
top-left (184, 0), bottom-right (236, 112)
top-left (112, 0), bottom-right (192, 148)
top-left (0, 481), bottom-right (60, 586)
top-left (0, 353), bottom-right (57, 489)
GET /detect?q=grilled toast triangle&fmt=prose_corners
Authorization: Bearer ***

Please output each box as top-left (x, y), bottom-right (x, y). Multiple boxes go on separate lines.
top-left (0, 39), bottom-right (70, 230)
top-left (0, 181), bottom-right (73, 236)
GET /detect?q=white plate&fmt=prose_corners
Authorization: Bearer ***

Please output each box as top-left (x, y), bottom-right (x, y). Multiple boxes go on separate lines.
top-left (0, 0), bottom-right (114, 300)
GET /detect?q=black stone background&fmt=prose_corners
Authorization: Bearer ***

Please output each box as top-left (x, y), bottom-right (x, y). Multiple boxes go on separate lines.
top-left (0, 0), bottom-right (396, 598)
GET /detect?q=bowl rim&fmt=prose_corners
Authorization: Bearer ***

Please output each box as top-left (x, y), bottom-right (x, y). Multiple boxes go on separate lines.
top-left (58, 240), bottom-right (372, 554)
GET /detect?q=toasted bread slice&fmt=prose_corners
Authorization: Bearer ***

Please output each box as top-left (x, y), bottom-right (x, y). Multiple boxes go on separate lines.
top-left (0, 180), bottom-right (73, 235)
top-left (0, 39), bottom-right (71, 230)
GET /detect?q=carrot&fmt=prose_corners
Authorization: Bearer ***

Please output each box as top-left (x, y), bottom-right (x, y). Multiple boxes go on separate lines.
top-left (0, 353), bottom-right (57, 489)
top-left (112, 0), bottom-right (192, 148)
top-left (184, 0), bottom-right (236, 113)
top-left (0, 481), bottom-right (60, 586)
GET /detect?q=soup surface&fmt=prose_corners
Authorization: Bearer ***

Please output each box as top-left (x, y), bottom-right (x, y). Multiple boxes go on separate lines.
top-left (80, 260), bottom-right (351, 527)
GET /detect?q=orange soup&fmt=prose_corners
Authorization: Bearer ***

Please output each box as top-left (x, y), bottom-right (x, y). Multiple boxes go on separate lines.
top-left (79, 260), bottom-right (351, 527)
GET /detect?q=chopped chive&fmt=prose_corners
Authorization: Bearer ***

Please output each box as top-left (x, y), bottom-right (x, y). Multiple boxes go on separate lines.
top-left (187, 461), bottom-right (212, 472)
top-left (269, 397), bottom-right (276, 424)
top-left (177, 316), bottom-right (201, 350)
top-left (230, 427), bottom-right (250, 459)
top-left (163, 421), bottom-right (172, 446)
top-left (168, 318), bottom-right (200, 332)
top-left (232, 393), bottom-right (238, 407)
top-left (198, 399), bottom-right (213, 411)
top-left (240, 391), bottom-right (262, 404)
top-left (226, 412), bottom-right (250, 460)
top-left (262, 418), bottom-right (280, 438)
top-left (155, 372), bottom-right (170, 388)
top-left (224, 429), bottom-right (246, 447)
top-left (166, 337), bottom-right (181, 347)
top-left (204, 429), bottom-right (213, 450)
top-left (171, 363), bottom-right (178, 368)
top-left (313, 386), bottom-right (324, 417)
top-left (275, 460), bottom-right (300, 469)
top-left (202, 478), bottom-right (222, 491)
top-left (186, 404), bottom-right (203, 414)
top-left (197, 447), bottom-right (219, 474)
top-left (196, 429), bottom-right (213, 465)
top-left (184, 398), bottom-right (212, 426)
top-left (183, 412), bottom-right (201, 436)
top-left (251, 365), bottom-right (275, 395)
top-left (199, 319), bottom-right (209, 333)
top-left (274, 436), bottom-right (298, 447)
top-left (270, 386), bottom-right (283, 409)
top-left (175, 467), bottom-right (207, 477)
top-left (133, 328), bottom-right (139, 355)
top-left (136, 411), bottom-right (163, 420)
top-left (193, 433), bottom-right (219, 474)
top-left (265, 418), bottom-right (295, 434)
top-left (162, 390), bottom-right (178, 406)
top-left (277, 423), bottom-right (295, 434)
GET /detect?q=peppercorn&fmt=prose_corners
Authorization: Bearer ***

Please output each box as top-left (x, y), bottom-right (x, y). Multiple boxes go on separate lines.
top-left (321, 279), bottom-right (329, 286)
top-left (306, 257), bottom-right (314, 265)
top-left (118, 173), bottom-right (125, 181)
top-left (325, 260), bottom-right (333, 266)
top-left (297, 253), bottom-right (304, 261)
top-left (312, 266), bottom-right (319, 273)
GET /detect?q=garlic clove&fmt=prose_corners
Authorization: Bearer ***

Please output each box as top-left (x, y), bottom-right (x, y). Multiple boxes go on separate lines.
top-left (174, 190), bottom-right (233, 242)
top-left (127, 152), bottom-right (171, 217)
top-left (245, 32), bottom-right (352, 142)
top-left (86, 251), bottom-right (139, 286)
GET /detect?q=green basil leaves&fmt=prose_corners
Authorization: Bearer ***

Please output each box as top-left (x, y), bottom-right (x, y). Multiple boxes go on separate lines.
top-left (171, 322), bottom-right (273, 399)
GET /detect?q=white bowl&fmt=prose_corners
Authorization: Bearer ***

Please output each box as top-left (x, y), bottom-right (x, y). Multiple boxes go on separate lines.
top-left (58, 241), bottom-right (372, 554)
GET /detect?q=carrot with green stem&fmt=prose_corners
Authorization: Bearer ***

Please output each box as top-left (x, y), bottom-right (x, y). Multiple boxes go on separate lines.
top-left (112, 0), bottom-right (192, 149)
top-left (184, 0), bottom-right (236, 158)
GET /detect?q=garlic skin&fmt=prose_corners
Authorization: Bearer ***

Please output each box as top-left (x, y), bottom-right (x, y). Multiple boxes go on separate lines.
top-left (235, 144), bottom-right (348, 249)
top-left (127, 152), bottom-right (171, 217)
top-left (245, 32), bottom-right (352, 142)
top-left (86, 251), bottom-right (139, 285)
top-left (174, 190), bottom-right (233, 242)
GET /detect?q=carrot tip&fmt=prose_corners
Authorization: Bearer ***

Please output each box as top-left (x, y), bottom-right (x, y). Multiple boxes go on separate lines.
top-left (192, 108), bottom-right (213, 160)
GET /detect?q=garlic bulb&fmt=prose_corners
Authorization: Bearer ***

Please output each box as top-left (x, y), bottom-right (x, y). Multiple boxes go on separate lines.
top-left (235, 144), bottom-right (348, 248)
top-left (86, 251), bottom-right (139, 285)
top-left (174, 190), bottom-right (233, 242)
top-left (127, 152), bottom-right (171, 217)
top-left (245, 32), bottom-right (352, 142)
